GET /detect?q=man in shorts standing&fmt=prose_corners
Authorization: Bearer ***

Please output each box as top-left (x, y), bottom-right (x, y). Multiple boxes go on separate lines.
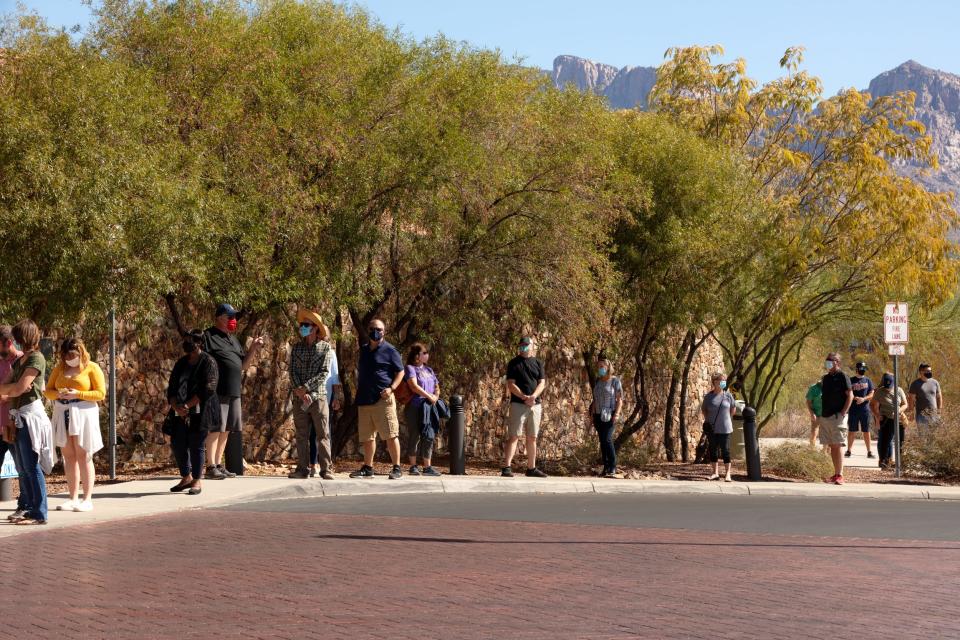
top-left (820, 352), bottom-right (853, 485)
top-left (502, 337), bottom-right (547, 478)
top-left (203, 303), bottom-right (263, 479)
top-left (846, 362), bottom-right (875, 459)
top-left (349, 319), bottom-right (404, 480)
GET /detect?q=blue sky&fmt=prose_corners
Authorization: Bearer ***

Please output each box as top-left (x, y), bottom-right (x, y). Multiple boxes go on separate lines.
top-left (4, 0), bottom-right (959, 95)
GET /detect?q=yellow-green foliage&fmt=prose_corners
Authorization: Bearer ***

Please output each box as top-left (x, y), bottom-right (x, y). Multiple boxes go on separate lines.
top-left (763, 442), bottom-right (834, 481)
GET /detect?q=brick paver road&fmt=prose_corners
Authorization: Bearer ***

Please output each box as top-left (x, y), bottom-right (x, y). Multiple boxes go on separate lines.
top-left (2, 503), bottom-right (958, 639)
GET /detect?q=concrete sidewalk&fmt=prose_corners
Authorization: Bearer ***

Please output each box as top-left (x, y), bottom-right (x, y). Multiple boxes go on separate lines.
top-left (1, 472), bottom-right (958, 538)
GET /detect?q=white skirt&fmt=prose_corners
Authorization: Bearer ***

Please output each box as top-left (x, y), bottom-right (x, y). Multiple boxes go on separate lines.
top-left (52, 400), bottom-right (104, 460)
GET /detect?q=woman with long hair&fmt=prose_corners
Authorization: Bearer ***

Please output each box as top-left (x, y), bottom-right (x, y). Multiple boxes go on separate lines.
top-left (45, 337), bottom-right (105, 512)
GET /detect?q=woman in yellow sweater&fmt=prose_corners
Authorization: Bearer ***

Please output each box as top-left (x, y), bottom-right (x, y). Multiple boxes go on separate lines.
top-left (44, 337), bottom-right (105, 512)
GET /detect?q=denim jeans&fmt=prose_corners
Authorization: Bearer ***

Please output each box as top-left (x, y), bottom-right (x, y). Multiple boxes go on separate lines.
top-left (170, 415), bottom-right (206, 479)
top-left (14, 424), bottom-right (47, 521)
top-left (0, 438), bottom-right (26, 511)
top-left (593, 415), bottom-right (617, 474)
top-left (878, 417), bottom-right (905, 463)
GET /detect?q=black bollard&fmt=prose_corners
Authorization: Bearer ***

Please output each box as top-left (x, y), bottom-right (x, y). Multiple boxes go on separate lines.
top-left (448, 395), bottom-right (466, 475)
top-left (742, 406), bottom-right (762, 481)
top-left (0, 478), bottom-right (11, 502)
top-left (225, 430), bottom-right (245, 476)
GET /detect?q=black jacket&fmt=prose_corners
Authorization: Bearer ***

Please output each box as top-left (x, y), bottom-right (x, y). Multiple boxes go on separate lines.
top-left (167, 352), bottom-right (222, 431)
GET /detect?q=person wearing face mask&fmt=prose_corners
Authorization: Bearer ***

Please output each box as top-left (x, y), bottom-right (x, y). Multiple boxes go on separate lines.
top-left (403, 342), bottom-right (441, 477)
top-left (288, 309), bottom-right (337, 480)
top-left (820, 352), bottom-right (853, 484)
top-left (0, 319), bottom-right (54, 525)
top-left (0, 324), bottom-right (28, 521)
top-left (166, 330), bottom-right (221, 495)
top-left (870, 372), bottom-right (908, 470)
top-left (44, 337), bottom-right (105, 512)
top-left (701, 372), bottom-right (736, 482)
top-left (588, 358), bottom-right (623, 478)
top-left (502, 336), bottom-right (548, 478)
top-left (350, 319), bottom-right (405, 479)
top-left (908, 363), bottom-right (942, 437)
top-left (846, 362), bottom-right (875, 459)
top-left (805, 379), bottom-right (824, 448)
top-left (202, 303), bottom-right (264, 480)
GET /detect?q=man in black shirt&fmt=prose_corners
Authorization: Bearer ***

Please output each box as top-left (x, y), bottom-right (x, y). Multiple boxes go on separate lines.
top-left (820, 352), bottom-right (853, 484)
top-left (502, 337), bottom-right (547, 478)
top-left (202, 303), bottom-right (263, 479)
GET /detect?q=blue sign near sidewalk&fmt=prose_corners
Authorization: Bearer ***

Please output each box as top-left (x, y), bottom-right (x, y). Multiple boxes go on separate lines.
top-left (1, 451), bottom-right (16, 479)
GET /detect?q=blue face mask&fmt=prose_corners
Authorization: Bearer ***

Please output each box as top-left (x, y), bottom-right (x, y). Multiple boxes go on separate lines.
top-left (369, 329), bottom-right (384, 342)
top-left (598, 367), bottom-right (608, 377)
top-left (824, 360), bottom-right (834, 371)
top-left (719, 380), bottom-right (727, 390)
top-left (520, 345), bottom-right (530, 353)
top-left (299, 325), bottom-right (312, 338)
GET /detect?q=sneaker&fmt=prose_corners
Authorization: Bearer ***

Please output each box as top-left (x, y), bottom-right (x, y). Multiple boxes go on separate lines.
top-left (349, 465), bottom-right (374, 479)
top-left (500, 467), bottom-right (514, 477)
top-left (218, 465), bottom-right (237, 478)
top-left (603, 471), bottom-right (620, 479)
top-left (844, 450), bottom-right (852, 458)
top-left (834, 474), bottom-right (845, 485)
top-left (170, 480), bottom-right (191, 493)
top-left (7, 509), bottom-right (27, 522)
top-left (707, 474), bottom-right (720, 481)
top-left (866, 452), bottom-right (875, 459)
top-left (287, 469), bottom-right (309, 479)
top-left (826, 474), bottom-right (838, 484)
top-left (205, 466), bottom-right (226, 480)
top-left (422, 466), bottom-right (442, 477)
top-left (56, 499), bottom-right (78, 511)
top-left (525, 468), bottom-right (547, 478)
top-left (408, 465), bottom-right (421, 476)
top-left (73, 500), bottom-right (93, 512)
top-left (388, 465), bottom-right (403, 480)
top-left (319, 470), bottom-right (334, 480)
top-left (724, 475), bottom-right (732, 483)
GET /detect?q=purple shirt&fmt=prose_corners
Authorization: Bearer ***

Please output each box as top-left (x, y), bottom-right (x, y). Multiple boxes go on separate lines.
top-left (405, 364), bottom-right (438, 407)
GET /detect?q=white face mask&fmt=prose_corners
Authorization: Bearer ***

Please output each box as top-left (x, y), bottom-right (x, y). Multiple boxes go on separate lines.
top-left (66, 357), bottom-right (81, 368)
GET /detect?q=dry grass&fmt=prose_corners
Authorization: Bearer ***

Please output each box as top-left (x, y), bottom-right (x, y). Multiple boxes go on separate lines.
top-left (762, 441), bottom-right (834, 482)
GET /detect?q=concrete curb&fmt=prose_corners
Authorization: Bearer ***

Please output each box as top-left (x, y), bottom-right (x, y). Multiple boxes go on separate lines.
top-left (239, 475), bottom-right (960, 503)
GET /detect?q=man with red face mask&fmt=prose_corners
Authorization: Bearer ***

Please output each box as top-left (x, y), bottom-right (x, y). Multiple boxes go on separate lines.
top-left (202, 303), bottom-right (263, 479)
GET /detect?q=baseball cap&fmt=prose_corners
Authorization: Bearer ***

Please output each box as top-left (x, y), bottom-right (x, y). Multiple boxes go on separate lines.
top-left (215, 303), bottom-right (237, 318)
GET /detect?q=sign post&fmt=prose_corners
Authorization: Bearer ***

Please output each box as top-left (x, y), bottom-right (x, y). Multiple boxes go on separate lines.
top-left (884, 303), bottom-right (908, 478)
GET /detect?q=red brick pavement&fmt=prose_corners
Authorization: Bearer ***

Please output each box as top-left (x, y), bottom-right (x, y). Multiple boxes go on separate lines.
top-left (1, 510), bottom-right (958, 639)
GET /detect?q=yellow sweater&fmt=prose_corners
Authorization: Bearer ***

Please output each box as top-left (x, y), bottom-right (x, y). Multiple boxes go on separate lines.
top-left (44, 361), bottom-right (106, 402)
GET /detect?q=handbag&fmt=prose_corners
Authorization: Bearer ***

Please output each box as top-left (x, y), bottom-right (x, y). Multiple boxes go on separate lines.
top-left (161, 411), bottom-right (181, 437)
top-left (394, 379), bottom-right (414, 405)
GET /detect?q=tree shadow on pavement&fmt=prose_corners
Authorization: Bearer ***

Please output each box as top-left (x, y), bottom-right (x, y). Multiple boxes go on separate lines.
top-left (314, 534), bottom-right (960, 550)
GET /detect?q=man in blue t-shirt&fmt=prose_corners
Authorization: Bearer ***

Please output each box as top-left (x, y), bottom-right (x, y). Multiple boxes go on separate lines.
top-left (349, 318), bottom-right (405, 480)
top-left (847, 361), bottom-right (875, 459)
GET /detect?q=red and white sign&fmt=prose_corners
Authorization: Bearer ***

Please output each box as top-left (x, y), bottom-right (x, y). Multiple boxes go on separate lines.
top-left (884, 303), bottom-right (909, 344)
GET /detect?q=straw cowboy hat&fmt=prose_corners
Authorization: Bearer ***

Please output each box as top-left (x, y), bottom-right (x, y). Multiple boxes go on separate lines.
top-left (296, 308), bottom-right (330, 340)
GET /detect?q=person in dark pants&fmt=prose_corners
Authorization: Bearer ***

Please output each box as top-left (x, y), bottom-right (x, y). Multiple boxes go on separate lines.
top-left (167, 330), bottom-right (221, 496)
top-left (0, 324), bottom-right (27, 520)
top-left (403, 342), bottom-right (441, 477)
top-left (870, 372), bottom-right (908, 470)
top-left (588, 358), bottom-right (622, 478)
top-left (701, 372), bottom-right (736, 482)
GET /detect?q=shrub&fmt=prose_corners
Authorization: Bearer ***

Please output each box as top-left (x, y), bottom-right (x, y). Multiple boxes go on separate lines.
top-left (901, 414), bottom-right (960, 480)
top-left (762, 442), bottom-right (833, 482)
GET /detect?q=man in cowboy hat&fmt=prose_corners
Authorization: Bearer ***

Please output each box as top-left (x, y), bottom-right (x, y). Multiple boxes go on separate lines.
top-left (288, 308), bottom-right (339, 479)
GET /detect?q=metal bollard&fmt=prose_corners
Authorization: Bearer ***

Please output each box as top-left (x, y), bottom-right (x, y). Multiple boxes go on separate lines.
top-left (742, 406), bottom-right (762, 481)
top-left (0, 478), bottom-right (11, 502)
top-left (448, 395), bottom-right (466, 475)
top-left (225, 431), bottom-right (245, 476)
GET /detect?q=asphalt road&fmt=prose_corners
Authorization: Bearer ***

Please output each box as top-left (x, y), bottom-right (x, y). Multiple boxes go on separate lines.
top-left (224, 492), bottom-right (960, 541)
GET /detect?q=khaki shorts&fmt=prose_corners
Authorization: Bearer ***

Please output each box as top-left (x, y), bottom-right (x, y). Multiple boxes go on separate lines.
top-left (357, 396), bottom-right (400, 442)
top-left (818, 413), bottom-right (849, 446)
top-left (508, 402), bottom-right (542, 438)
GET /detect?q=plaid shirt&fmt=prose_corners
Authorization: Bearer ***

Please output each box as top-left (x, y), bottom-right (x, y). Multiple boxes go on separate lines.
top-left (290, 339), bottom-right (333, 402)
